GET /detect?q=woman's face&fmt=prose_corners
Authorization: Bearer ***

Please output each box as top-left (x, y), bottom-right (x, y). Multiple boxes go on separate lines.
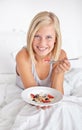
top-left (32, 24), bottom-right (56, 57)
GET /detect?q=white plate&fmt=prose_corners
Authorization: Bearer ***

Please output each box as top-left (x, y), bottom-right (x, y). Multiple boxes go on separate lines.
top-left (21, 86), bottom-right (63, 107)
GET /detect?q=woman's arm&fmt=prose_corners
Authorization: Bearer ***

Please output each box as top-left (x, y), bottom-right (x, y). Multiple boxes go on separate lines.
top-left (51, 49), bottom-right (71, 94)
top-left (16, 48), bottom-right (37, 88)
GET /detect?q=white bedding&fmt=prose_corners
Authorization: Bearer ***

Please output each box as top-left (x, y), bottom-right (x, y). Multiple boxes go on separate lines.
top-left (0, 68), bottom-right (82, 130)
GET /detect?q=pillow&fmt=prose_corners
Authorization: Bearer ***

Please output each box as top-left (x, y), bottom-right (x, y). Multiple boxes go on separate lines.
top-left (11, 48), bottom-right (21, 60)
top-left (11, 45), bottom-right (26, 61)
top-left (0, 73), bottom-right (16, 84)
top-left (69, 57), bottom-right (82, 68)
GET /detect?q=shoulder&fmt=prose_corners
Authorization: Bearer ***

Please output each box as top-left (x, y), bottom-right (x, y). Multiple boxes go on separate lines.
top-left (60, 49), bottom-right (67, 56)
top-left (59, 49), bottom-right (67, 60)
top-left (16, 47), bottom-right (30, 63)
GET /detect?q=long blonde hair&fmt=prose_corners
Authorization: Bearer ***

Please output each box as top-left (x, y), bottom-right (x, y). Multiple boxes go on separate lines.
top-left (27, 11), bottom-right (62, 61)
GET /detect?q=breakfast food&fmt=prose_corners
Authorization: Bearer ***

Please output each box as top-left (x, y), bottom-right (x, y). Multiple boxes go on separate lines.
top-left (30, 93), bottom-right (54, 103)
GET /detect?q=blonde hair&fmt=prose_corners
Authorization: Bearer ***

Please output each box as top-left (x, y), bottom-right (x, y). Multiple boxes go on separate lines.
top-left (27, 11), bottom-right (62, 61)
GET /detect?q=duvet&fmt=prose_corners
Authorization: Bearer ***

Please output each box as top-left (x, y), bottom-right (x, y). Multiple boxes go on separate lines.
top-left (0, 68), bottom-right (82, 130)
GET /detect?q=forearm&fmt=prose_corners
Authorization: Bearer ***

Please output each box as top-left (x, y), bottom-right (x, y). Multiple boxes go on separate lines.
top-left (51, 73), bottom-right (64, 94)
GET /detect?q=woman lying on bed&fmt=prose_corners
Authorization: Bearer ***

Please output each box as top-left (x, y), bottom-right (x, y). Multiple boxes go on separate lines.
top-left (16, 11), bottom-right (70, 96)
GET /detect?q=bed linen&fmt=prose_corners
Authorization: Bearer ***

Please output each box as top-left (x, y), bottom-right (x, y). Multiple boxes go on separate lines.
top-left (0, 68), bottom-right (82, 130)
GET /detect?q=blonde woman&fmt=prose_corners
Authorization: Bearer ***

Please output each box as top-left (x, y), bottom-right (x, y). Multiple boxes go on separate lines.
top-left (16, 11), bottom-right (70, 94)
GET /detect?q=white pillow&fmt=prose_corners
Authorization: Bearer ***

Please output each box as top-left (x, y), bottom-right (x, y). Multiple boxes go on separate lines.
top-left (11, 46), bottom-right (23, 61)
top-left (11, 50), bottom-right (18, 60)
top-left (69, 57), bottom-right (82, 68)
top-left (0, 73), bottom-right (16, 84)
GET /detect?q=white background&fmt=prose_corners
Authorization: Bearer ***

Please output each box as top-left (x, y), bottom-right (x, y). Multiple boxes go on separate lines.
top-left (0, 0), bottom-right (82, 73)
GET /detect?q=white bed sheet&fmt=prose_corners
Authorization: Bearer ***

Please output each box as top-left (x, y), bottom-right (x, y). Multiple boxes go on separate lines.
top-left (0, 68), bottom-right (82, 130)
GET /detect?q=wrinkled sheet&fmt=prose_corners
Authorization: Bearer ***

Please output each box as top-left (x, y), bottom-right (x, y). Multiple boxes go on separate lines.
top-left (0, 68), bottom-right (82, 130)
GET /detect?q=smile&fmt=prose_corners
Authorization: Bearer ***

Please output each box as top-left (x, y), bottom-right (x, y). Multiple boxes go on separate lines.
top-left (37, 46), bottom-right (48, 52)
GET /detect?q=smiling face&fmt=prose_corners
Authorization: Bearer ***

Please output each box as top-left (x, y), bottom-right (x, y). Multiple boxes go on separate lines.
top-left (27, 11), bottom-right (62, 61)
top-left (32, 24), bottom-right (56, 58)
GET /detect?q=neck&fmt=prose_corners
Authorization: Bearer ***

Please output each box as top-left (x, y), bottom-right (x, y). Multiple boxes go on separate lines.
top-left (35, 53), bottom-right (52, 63)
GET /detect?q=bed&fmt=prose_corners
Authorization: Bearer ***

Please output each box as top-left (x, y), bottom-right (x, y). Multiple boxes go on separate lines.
top-left (0, 0), bottom-right (82, 129)
top-left (0, 68), bottom-right (82, 130)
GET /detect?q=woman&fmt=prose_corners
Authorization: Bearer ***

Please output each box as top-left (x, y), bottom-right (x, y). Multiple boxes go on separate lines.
top-left (16, 11), bottom-right (70, 94)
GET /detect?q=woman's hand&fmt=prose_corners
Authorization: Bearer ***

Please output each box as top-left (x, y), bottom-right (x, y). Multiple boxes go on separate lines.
top-left (51, 58), bottom-right (71, 94)
top-left (37, 106), bottom-right (51, 110)
top-left (53, 58), bottom-right (71, 73)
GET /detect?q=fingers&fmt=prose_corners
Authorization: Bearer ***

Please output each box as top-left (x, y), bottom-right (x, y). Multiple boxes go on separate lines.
top-left (37, 106), bottom-right (51, 110)
top-left (54, 59), bottom-right (71, 73)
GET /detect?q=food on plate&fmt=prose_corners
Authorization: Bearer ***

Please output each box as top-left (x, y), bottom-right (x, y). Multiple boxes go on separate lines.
top-left (30, 93), bottom-right (54, 103)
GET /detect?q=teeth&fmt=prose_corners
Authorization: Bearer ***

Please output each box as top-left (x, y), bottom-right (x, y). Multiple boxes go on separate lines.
top-left (39, 48), bottom-right (45, 51)
top-left (38, 47), bottom-right (47, 51)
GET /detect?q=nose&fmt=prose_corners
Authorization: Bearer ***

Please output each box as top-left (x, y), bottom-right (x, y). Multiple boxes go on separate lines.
top-left (39, 37), bottom-right (46, 46)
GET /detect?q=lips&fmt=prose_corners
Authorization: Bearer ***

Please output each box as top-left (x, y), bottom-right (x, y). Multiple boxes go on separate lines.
top-left (37, 46), bottom-right (48, 52)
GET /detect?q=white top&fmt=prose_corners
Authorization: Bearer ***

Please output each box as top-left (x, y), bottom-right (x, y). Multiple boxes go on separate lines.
top-left (16, 62), bottom-right (52, 89)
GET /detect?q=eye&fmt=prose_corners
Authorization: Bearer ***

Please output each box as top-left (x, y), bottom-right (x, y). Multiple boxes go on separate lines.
top-left (46, 35), bottom-right (52, 39)
top-left (34, 35), bottom-right (41, 40)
